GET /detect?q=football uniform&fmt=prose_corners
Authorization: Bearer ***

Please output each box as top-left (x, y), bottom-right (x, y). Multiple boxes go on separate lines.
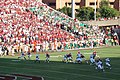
top-left (18, 51), bottom-right (26, 60)
top-left (76, 57), bottom-right (82, 63)
top-left (90, 54), bottom-right (95, 64)
top-left (34, 54), bottom-right (40, 63)
top-left (27, 51), bottom-right (31, 60)
top-left (96, 60), bottom-right (104, 71)
top-left (45, 53), bottom-right (50, 63)
top-left (67, 53), bottom-right (73, 61)
top-left (105, 58), bottom-right (111, 69)
top-left (63, 54), bottom-right (67, 61)
top-left (97, 61), bottom-right (103, 69)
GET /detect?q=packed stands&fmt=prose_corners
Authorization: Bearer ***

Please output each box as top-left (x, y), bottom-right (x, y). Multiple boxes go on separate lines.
top-left (0, 0), bottom-right (119, 55)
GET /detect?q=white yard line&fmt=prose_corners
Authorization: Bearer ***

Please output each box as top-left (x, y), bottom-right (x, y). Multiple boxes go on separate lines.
top-left (83, 52), bottom-right (92, 54)
top-left (50, 55), bottom-right (63, 58)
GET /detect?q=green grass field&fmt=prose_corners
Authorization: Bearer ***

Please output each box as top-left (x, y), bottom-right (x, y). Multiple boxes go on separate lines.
top-left (0, 46), bottom-right (120, 80)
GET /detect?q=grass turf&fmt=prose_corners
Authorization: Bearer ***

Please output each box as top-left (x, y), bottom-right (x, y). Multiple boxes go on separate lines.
top-left (0, 46), bottom-right (120, 80)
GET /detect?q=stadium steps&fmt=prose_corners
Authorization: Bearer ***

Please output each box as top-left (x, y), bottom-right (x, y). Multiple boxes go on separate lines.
top-left (28, 1), bottom-right (80, 37)
top-left (29, 1), bottom-right (100, 39)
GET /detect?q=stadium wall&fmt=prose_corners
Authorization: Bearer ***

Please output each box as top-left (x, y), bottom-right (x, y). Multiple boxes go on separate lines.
top-left (82, 18), bottom-right (120, 26)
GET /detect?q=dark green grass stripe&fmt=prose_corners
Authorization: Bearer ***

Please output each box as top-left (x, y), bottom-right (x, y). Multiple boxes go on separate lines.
top-left (1, 59), bottom-right (119, 68)
top-left (0, 71), bottom-right (64, 80)
top-left (0, 66), bottom-right (115, 80)
top-left (0, 63), bottom-right (119, 80)
top-left (0, 61), bottom-right (120, 74)
top-left (0, 60), bottom-right (120, 74)
top-left (0, 61), bottom-right (119, 79)
top-left (0, 66), bottom-right (67, 80)
top-left (0, 62), bottom-right (98, 74)
top-left (0, 64), bottom-right (117, 80)
top-left (0, 61), bottom-right (112, 73)
top-left (0, 71), bottom-right (65, 80)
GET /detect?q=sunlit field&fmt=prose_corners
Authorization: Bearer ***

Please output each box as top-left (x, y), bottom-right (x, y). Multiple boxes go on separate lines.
top-left (0, 46), bottom-right (120, 80)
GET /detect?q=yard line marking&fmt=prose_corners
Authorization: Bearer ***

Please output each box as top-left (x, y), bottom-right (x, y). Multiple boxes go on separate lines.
top-left (50, 55), bottom-right (62, 58)
top-left (0, 65), bottom-right (117, 80)
top-left (83, 53), bottom-right (92, 54)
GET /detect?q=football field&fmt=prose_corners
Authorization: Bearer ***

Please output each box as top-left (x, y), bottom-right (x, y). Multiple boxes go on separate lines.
top-left (0, 46), bottom-right (120, 80)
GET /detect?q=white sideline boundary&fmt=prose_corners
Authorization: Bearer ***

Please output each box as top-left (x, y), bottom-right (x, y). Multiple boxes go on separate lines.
top-left (83, 52), bottom-right (92, 54)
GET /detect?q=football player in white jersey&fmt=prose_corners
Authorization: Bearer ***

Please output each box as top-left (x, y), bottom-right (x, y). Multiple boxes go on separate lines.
top-left (95, 59), bottom-right (105, 72)
top-left (105, 58), bottom-right (111, 69)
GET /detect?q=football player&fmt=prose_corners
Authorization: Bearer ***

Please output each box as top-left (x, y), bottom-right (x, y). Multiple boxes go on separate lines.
top-left (35, 54), bottom-right (40, 63)
top-left (95, 59), bottom-right (105, 72)
top-left (66, 53), bottom-right (73, 62)
top-left (45, 52), bottom-right (50, 63)
top-left (62, 54), bottom-right (67, 63)
top-left (105, 58), bottom-right (111, 69)
top-left (90, 51), bottom-right (96, 65)
top-left (18, 49), bottom-right (26, 60)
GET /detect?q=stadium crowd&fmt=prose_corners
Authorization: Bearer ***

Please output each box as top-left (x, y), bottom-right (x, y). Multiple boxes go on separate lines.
top-left (0, 0), bottom-right (119, 56)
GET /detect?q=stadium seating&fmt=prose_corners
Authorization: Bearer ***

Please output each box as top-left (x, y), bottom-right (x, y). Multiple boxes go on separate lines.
top-left (0, 0), bottom-right (118, 55)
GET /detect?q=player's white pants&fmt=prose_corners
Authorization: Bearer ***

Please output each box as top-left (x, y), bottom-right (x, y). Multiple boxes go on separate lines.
top-left (36, 58), bottom-right (40, 61)
top-left (106, 62), bottom-right (111, 67)
top-left (28, 55), bottom-right (32, 59)
top-left (63, 58), bottom-right (67, 61)
top-left (76, 58), bottom-right (82, 62)
top-left (90, 58), bottom-right (95, 63)
top-left (67, 57), bottom-right (72, 60)
top-left (46, 57), bottom-right (49, 61)
top-left (0, 50), bottom-right (3, 56)
top-left (98, 65), bottom-right (103, 69)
